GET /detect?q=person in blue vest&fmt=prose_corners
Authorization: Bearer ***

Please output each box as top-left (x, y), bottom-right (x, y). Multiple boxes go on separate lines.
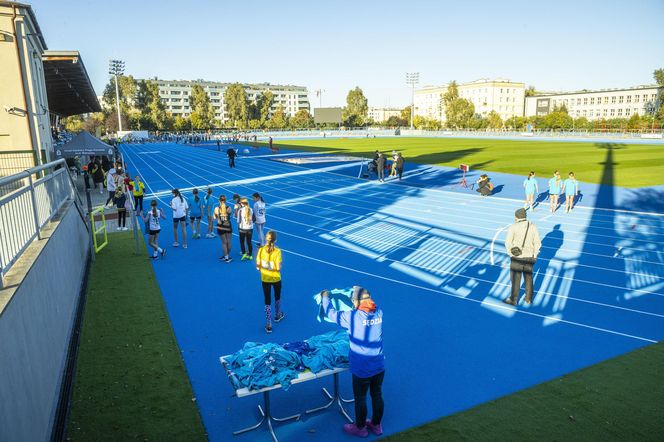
top-left (562, 172), bottom-right (580, 213)
top-left (321, 286), bottom-right (385, 437)
top-left (523, 171), bottom-right (538, 211)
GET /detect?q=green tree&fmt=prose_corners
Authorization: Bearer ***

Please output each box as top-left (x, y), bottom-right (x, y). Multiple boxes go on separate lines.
top-left (541, 111), bottom-right (573, 130)
top-left (653, 68), bottom-right (664, 123)
top-left (386, 115), bottom-right (408, 127)
top-left (401, 106), bottom-right (412, 126)
top-left (573, 116), bottom-right (590, 130)
top-left (173, 115), bottom-right (191, 131)
top-left (269, 105), bottom-right (289, 129)
top-left (248, 119), bottom-right (262, 129)
top-left (505, 116), bottom-right (526, 130)
top-left (342, 87), bottom-right (368, 126)
top-left (525, 86), bottom-right (537, 97)
top-left (487, 111), bottom-right (503, 129)
top-left (225, 83), bottom-right (248, 127)
top-left (257, 90), bottom-right (274, 123)
top-left (190, 84), bottom-right (216, 129)
top-left (441, 80), bottom-right (475, 128)
top-left (290, 109), bottom-right (314, 128)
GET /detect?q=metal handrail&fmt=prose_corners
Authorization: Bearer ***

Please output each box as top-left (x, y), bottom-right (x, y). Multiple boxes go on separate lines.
top-left (0, 159), bottom-right (84, 285)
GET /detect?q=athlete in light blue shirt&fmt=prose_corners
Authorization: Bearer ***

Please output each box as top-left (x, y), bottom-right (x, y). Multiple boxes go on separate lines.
top-left (548, 171), bottom-right (562, 213)
top-left (563, 172), bottom-right (580, 213)
top-left (187, 189), bottom-right (204, 239)
top-left (203, 188), bottom-right (216, 238)
top-left (523, 171), bottom-right (538, 211)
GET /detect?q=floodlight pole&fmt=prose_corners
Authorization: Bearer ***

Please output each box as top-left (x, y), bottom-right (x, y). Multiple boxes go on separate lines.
top-left (406, 72), bottom-right (419, 130)
top-left (109, 59), bottom-right (125, 133)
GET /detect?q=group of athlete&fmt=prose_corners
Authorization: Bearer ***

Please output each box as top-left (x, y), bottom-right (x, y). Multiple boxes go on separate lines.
top-left (140, 187), bottom-right (283, 334)
top-left (523, 170), bottom-right (580, 214)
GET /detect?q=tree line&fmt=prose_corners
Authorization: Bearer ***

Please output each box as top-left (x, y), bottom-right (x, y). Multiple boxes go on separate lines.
top-left (64, 69), bottom-right (664, 133)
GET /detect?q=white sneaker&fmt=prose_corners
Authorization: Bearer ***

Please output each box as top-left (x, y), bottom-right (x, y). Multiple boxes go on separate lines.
top-left (172, 242), bottom-right (179, 247)
top-left (116, 227), bottom-right (121, 231)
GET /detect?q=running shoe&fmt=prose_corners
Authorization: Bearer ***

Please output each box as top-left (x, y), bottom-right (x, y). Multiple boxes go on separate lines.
top-left (183, 244), bottom-right (187, 249)
top-left (343, 424), bottom-right (368, 437)
top-left (224, 256), bottom-right (232, 263)
top-left (172, 242), bottom-right (179, 247)
top-left (274, 312), bottom-right (285, 323)
top-left (161, 249), bottom-right (166, 259)
top-left (265, 324), bottom-right (272, 334)
top-left (365, 421), bottom-right (383, 436)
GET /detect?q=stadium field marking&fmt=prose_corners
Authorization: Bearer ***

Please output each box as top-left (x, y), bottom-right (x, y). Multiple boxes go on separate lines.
top-left (135, 146), bottom-right (662, 252)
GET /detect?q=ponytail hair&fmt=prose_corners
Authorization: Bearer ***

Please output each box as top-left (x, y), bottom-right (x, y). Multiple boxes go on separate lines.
top-left (266, 230), bottom-right (277, 253)
top-left (173, 188), bottom-right (183, 203)
top-left (252, 192), bottom-right (264, 202)
top-left (151, 200), bottom-right (158, 217)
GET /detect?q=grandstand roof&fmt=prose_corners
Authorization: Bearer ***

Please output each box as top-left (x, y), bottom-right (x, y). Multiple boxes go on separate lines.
top-left (43, 51), bottom-right (101, 117)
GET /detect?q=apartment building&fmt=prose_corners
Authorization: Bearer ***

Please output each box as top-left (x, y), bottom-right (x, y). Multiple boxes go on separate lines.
top-left (368, 107), bottom-right (402, 123)
top-left (147, 80), bottom-right (310, 123)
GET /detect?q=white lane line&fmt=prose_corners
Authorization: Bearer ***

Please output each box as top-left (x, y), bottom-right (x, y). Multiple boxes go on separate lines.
top-left (490, 224), bottom-right (511, 265)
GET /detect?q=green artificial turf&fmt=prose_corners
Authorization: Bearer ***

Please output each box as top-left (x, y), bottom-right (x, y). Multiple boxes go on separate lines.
top-left (384, 342), bottom-right (664, 441)
top-left (254, 137), bottom-right (664, 188)
top-left (66, 233), bottom-right (206, 441)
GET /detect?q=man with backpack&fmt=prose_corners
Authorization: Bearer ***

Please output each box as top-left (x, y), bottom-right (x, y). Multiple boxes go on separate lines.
top-left (503, 208), bottom-right (542, 306)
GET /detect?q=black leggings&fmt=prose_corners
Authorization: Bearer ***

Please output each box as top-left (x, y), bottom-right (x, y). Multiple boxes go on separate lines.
top-left (239, 229), bottom-right (253, 255)
top-left (117, 209), bottom-right (126, 228)
top-left (352, 371), bottom-right (385, 428)
top-left (133, 195), bottom-right (143, 212)
top-left (262, 280), bottom-right (281, 305)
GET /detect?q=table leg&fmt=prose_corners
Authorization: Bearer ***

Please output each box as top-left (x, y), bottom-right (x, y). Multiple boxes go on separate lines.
top-left (233, 391), bottom-right (300, 441)
top-left (305, 373), bottom-right (354, 423)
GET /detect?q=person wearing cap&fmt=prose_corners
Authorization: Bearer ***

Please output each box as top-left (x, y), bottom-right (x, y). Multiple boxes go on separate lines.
top-left (503, 208), bottom-right (542, 306)
top-left (320, 286), bottom-right (385, 437)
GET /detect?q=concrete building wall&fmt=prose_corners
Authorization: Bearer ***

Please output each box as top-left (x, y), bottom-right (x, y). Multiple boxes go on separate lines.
top-left (525, 85), bottom-right (662, 120)
top-left (0, 202), bottom-right (90, 442)
top-left (0, 3), bottom-right (51, 175)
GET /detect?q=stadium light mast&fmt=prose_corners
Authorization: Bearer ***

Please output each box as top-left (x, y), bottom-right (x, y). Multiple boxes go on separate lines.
top-left (406, 72), bottom-right (419, 129)
top-left (108, 59), bottom-right (125, 132)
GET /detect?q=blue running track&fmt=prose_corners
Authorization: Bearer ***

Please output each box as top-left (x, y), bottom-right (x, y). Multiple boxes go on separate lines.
top-left (120, 142), bottom-right (664, 441)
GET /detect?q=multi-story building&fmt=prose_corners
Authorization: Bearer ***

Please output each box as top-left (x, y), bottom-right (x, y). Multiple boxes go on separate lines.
top-left (525, 85), bottom-right (662, 120)
top-left (413, 85), bottom-right (447, 121)
top-left (146, 80), bottom-right (310, 123)
top-left (414, 79), bottom-right (525, 123)
top-left (458, 79), bottom-right (525, 121)
top-left (368, 107), bottom-right (402, 123)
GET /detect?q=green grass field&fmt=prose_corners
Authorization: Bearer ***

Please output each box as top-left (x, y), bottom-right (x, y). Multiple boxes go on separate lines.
top-left (67, 233), bottom-right (664, 441)
top-left (66, 233), bottom-right (206, 441)
top-left (265, 137), bottom-right (664, 188)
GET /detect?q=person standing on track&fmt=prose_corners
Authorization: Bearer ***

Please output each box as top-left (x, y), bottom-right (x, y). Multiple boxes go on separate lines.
top-left (214, 195), bottom-right (233, 262)
top-left (130, 175), bottom-right (145, 212)
top-left (395, 152), bottom-right (404, 180)
top-left (227, 147), bottom-right (237, 168)
top-left (320, 286), bottom-right (385, 437)
top-left (204, 188), bottom-right (216, 238)
top-left (503, 208), bottom-right (541, 306)
top-left (188, 188), bottom-right (204, 239)
top-left (548, 170), bottom-right (562, 213)
top-left (523, 171), bottom-right (538, 211)
top-left (170, 188), bottom-right (189, 248)
top-left (376, 153), bottom-right (386, 183)
top-left (256, 231), bottom-right (284, 333)
top-left (237, 197), bottom-right (254, 260)
top-left (562, 172), bottom-right (580, 214)
top-left (142, 199), bottom-right (166, 259)
top-left (252, 192), bottom-right (267, 247)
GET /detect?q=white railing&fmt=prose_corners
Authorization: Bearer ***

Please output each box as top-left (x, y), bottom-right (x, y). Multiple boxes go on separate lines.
top-left (0, 159), bottom-right (84, 284)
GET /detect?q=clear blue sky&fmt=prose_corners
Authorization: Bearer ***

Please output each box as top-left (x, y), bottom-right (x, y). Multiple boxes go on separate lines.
top-left (28, 0), bottom-right (664, 108)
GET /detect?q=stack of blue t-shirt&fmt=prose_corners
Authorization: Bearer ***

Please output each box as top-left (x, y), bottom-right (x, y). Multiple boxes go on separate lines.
top-left (225, 330), bottom-right (350, 391)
